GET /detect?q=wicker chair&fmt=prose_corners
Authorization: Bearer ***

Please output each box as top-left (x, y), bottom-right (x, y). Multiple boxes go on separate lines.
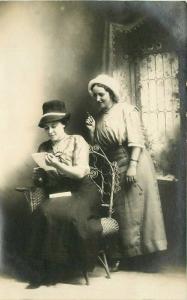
top-left (86, 145), bottom-right (120, 284)
top-left (16, 145), bottom-right (120, 285)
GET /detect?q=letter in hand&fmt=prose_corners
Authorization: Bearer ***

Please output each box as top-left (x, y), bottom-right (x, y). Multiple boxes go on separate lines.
top-left (45, 153), bottom-right (59, 167)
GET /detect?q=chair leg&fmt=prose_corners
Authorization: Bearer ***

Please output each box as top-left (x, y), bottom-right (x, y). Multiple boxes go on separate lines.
top-left (82, 270), bottom-right (90, 285)
top-left (98, 251), bottom-right (111, 279)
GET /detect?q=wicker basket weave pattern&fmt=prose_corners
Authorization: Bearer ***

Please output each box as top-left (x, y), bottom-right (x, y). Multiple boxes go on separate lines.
top-left (101, 217), bottom-right (119, 236)
top-left (24, 187), bottom-right (47, 212)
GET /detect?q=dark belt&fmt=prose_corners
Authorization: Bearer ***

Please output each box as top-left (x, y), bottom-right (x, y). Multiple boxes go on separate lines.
top-left (104, 144), bottom-right (130, 173)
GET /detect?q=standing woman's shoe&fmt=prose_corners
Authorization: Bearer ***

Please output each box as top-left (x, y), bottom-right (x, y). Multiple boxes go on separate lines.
top-left (110, 259), bottom-right (120, 272)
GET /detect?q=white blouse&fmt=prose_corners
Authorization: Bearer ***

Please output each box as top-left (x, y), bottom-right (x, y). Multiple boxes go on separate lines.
top-left (95, 102), bottom-right (145, 149)
top-left (38, 134), bottom-right (90, 176)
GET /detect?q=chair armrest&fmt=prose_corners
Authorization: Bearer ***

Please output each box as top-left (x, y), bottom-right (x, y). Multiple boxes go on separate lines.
top-left (15, 187), bottom-right (30, 192)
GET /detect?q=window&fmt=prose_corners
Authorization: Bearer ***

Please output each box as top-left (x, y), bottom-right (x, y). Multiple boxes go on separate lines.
top-left (104, 21), bottom-right (181, 177)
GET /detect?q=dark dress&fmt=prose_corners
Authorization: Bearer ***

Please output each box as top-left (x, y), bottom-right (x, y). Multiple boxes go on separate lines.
top-left (27, 134), bottom-right (103, 278)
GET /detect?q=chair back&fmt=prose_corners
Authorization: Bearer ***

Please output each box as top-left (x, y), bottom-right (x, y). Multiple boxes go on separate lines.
top-left (89, 145), bottom-right (120, 235)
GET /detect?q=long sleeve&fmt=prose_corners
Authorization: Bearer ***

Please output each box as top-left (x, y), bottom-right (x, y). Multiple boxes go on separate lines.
top-left (125, 106), bottom-right (145, 148)
top-left (73, 136), bottom-right (90, 167)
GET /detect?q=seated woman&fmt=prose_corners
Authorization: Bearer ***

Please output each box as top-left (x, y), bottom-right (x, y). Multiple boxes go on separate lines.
top-left (26, 99), bottom-right (103, 287)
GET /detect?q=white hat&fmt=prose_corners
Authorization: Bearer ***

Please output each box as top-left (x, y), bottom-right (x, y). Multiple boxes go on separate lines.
top-left (88, 74), bottom-right (120, 102)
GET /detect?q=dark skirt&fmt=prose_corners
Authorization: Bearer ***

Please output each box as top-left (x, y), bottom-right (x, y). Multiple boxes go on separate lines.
top-left (27, 175), bottom-right (103, 272)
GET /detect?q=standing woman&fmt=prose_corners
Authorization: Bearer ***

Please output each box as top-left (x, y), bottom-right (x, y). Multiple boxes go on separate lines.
top-left (26, 100), bottom-right (102, 287)
top-left (85, 74), bottom-right (167, 271)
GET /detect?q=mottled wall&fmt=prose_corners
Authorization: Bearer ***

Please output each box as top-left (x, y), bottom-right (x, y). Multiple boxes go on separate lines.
top-left (0, 1), bottom-right (104, 267)
top-left (0, 1), bottom-right (186, 272)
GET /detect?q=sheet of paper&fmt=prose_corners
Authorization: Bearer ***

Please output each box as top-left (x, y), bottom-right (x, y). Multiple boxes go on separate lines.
top-left (32, 152), bottom-right (56, 172)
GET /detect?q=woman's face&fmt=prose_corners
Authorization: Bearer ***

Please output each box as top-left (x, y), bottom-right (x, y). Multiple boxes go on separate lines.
top-left (92, 85), bottom-right (114, 112)
top-left (44, 121), bottom-right (65, 142)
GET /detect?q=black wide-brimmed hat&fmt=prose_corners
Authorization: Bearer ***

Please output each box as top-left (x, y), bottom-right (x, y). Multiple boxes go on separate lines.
top-left (38, 100), bottom-right (70, 128)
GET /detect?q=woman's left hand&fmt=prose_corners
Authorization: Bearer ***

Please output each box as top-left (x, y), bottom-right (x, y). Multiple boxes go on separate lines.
top-left (45, 153), bottom-right (59, 167)
top-left (126, 165), bottom-right (137, 183)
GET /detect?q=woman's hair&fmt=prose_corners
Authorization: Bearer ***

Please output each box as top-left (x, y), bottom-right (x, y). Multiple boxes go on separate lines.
top-left (60, 116), bottom-right (70, 127)
top-left (91, 83), bottom-right (118, 103)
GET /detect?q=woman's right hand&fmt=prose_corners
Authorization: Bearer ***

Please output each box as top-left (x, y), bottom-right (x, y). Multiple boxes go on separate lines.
top-left (85, 113), bottom-right (96, 133)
